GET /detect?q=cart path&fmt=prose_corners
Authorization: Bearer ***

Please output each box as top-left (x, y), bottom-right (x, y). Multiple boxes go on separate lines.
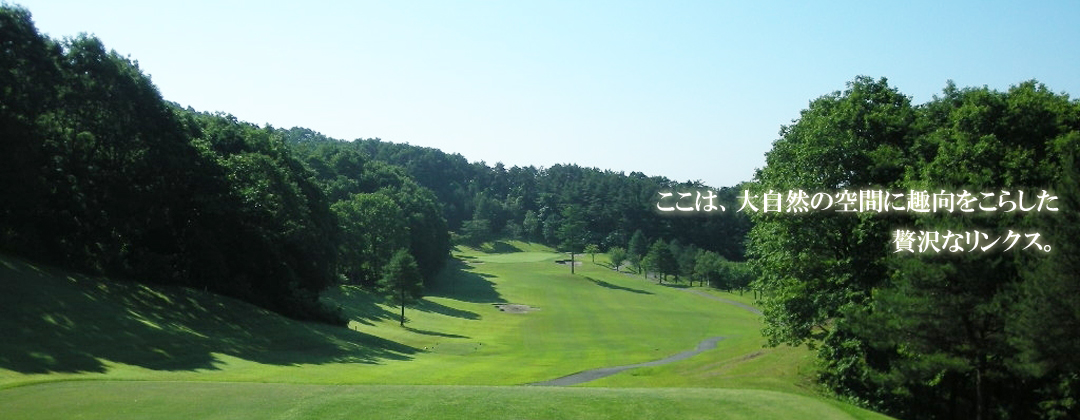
top-left (526, 336), bottom-right (725, 386)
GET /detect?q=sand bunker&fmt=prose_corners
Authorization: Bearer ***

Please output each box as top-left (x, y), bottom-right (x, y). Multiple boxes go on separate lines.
top-left (493, 304), bottom-right (540, 313)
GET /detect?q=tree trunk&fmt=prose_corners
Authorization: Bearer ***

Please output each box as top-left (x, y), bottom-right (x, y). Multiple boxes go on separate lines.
top-left (975, 364), bottom-right (984, 420)
top-left (400, 284), bottom-right (406, 326)
top-left (570, 252), bottom-right (575, 274)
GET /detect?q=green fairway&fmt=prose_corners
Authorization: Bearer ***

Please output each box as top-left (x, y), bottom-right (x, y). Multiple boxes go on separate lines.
top-left (0, 382), bottom-right (890, 420)
top-left (0, 242), bottom-right (890, 419)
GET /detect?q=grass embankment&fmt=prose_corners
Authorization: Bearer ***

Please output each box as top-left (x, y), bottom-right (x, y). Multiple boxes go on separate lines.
top-left (0, 241), bottom-right (890, 419)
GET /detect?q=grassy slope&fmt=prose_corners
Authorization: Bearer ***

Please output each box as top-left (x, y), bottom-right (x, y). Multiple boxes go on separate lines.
top-left (0, 242), bottom-right (890, 419)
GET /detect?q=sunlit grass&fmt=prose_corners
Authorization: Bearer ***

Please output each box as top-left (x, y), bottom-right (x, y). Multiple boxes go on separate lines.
top-left (0, 243), bottom-right (890, 419)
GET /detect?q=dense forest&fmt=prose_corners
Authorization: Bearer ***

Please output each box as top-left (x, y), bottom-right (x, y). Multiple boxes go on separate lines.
top-left (0, 5), bottom-right (750, 324)
top-left (749, 77), bottom-right (1080, 420)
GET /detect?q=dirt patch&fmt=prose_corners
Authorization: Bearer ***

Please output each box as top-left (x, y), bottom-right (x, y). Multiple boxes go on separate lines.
top-left (493, 304), bottom-right (539, 314)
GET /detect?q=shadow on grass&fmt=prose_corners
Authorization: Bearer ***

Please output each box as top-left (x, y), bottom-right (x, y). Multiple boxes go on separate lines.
top-left (328, 285), bottom-right (398, 326)
top-left (479, 241), bottom-right (522, 254)
top-left (583, 276), bottom-right (653, 295)
top-left (414, 299), bottom-right (480, 320)
top-left (426, 259), bottom-right (506, 304)
top-left (0, 255), bottom-right (418, 375)
top-left (330, 267), bottom-right (483, 322)
top-left (403, 326), bottom-right (469, 339)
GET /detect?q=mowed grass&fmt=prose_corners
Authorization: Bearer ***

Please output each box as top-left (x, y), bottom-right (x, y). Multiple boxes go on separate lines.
top-left (0, 382), bottom-right (885, 420)
top-left (0, 242), bottom-right (890, 419)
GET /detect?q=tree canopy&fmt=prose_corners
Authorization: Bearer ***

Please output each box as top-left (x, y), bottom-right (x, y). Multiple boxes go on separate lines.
top-left (748, 76), bottom-right (1080, 419)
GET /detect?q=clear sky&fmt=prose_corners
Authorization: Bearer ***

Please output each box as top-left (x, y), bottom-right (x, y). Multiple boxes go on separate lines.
top-left (13, 1), bottom-right (1080, 188)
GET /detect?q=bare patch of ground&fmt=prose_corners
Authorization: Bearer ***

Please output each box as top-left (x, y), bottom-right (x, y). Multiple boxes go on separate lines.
top-left (493, 304), bottom-right (540, 314)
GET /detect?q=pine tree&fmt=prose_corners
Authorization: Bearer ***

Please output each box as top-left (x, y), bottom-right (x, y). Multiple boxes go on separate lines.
top-left (378, 249), bottom-right (424, 326)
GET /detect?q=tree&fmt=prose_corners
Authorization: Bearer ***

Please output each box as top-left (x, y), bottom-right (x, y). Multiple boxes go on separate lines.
top-left (676, 243), bottom-right (698, 285)
top-left (644, 240), bottom-right (678, 283)
top-left (458, 218), bottom-right (492, 247)
top-left (378, 249), bottom-right (424, 326)
top-left (746, 76), bottom-right (917, 413)
top-left (748, 76), bottom-right (914, 348)
top-left (747, 76), bottom-right (1080, 419)
top-left (627, 230), bottom-right (649, 275)
top-left (584, 244), bottom-right (600, 263)
top-left (693, 250), bottom-right (726, 289)
top-left (331, 193), bottom-right (409, 286)
top-left (557, 205), bottom-right (588, 274)
top-left (607, 246), bottom-right (627, 272)
top-left (522, 210), bottom-right (540, 242)
top-left (1010, 141), bottom-right (1080, 419)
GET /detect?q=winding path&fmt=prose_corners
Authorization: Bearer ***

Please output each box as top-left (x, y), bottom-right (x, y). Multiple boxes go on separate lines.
top-left (527, 336), bottom-right (726, 386)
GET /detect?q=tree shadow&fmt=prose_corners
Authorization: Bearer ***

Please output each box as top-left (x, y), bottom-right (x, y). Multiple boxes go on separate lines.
top-left (326, 285), bottom-right (399, 326)
top-left (0, 255), bottom-right (418, 375)
top-left (414, 299), bottom-right (481, 320)
top-left (403, 326), bottom-right (469, 339)
top-left (427, 259), bottom-right (506, 304)
top-left (583, 276), bottom-right (653, 295)
top-left (479, 241), bottom-right (522, 254)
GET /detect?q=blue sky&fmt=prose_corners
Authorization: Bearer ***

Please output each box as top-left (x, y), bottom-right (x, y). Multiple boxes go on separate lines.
top-left (14, 1), bottom-right (1080, 188)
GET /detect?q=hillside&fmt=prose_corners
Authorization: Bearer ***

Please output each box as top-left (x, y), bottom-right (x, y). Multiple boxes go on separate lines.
top-left (0, 246), bottom-right (890, 419)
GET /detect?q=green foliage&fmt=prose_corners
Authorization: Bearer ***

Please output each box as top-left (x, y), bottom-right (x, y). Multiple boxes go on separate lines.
top-left (607, 247), bottom-right (627, 271)
top-left (673, 242), bottom-right (699, 284)
top-left (522, 210), bottom-right (540, 242)
top-left (0, 8), bottom-right (343, 323)
top-left (749, 76), bottom-right (1080, 419)
top-left (458, 218), bottom-right (493, 247)
top-left (693, 252), bottom-right (754, 291)
top-left (1009, 143), bottom-right (1080, 418)
top-left (332, 193), bottom-right (409, 286)
top-left (377, 249), bottom-right (424, 326)
top-left (628, 230), bottom-right (649, 274)
top-left (748, 76), bottom-right (914, 348)
top-left (584, 244), bottom-right (601, 263)
top-left (310, 136), bottom-right (752, 262)
top-left (288, 140), bottom-right (451, 285)
top-left (557, 205), bottom-right (588, 254)
top-left (644, 240), bottom-right (678, 283)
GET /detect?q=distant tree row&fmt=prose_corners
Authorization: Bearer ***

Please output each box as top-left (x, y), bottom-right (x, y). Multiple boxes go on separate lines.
top-left (607, 232), bottom-right (753, 291)
top-left (280, 133), bottom-right (752, 262)
top-left (749, 76), bottom-right (1080, 419)
top-left (0, 6), bottom-right (446, 324)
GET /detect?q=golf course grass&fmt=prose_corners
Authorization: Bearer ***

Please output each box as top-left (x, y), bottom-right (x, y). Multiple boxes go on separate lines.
top-left (0, 241), bottom-right (891, 419)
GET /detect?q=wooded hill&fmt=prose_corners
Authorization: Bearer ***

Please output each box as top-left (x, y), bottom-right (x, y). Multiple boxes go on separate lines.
top-left (0, 5), bottom-right (749, 324)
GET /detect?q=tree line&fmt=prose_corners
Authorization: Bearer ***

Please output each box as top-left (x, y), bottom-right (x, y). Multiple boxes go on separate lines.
top-left (749, 76), bottom-right (1080, 420)
top-left (1, 5), bottom-right (751, 325)
top-left (0, 6), bottom-right (445, 324)
top-left (281, 130), bottom-right (752, 263)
